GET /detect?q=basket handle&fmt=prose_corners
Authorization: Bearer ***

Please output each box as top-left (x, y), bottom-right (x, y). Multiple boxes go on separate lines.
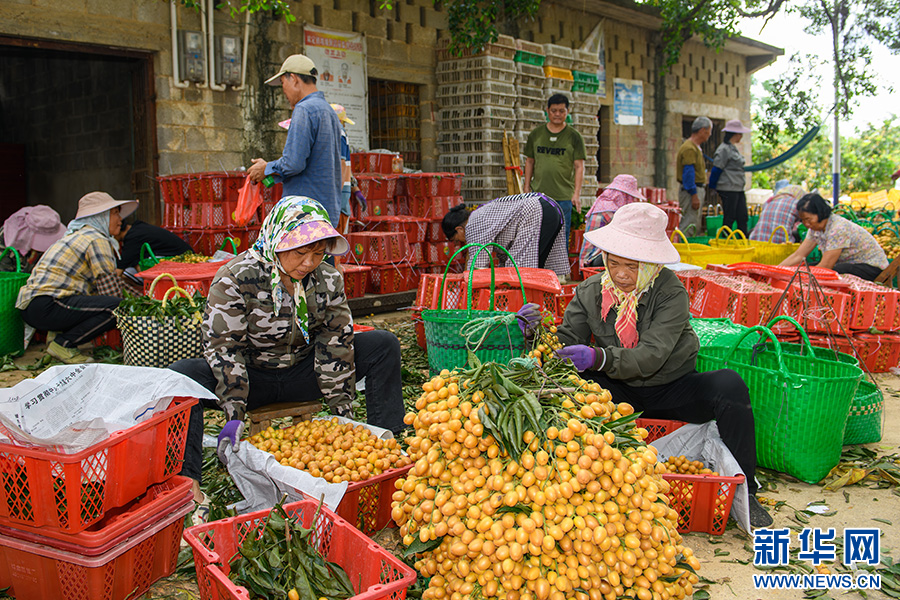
top-left (871, 221), bottom-right (899, 237)
top-left (767, 225), bottom-right (790, 244)
top-left (669, 229), bottom-right (693, 262)
top-left (723, 325), bottom-right (789, 375)
top-left (149, 273), bottom-right (179, 296)
top-left (139, 243), bottom-right (159, 268)
top-left (714, 225), bottom-right (734, 241)
top-left (724, 228), bottom-right (750, 246)
top-left (219, 237), bottom-right (239, 254)
top-left (161, 285), bottom-right (196, 308)
top-left (440, 243), bottom-right (528, 311)
top-left (0, 246), bottom-right (23, 273)
top-left (670, 229), bottom-right (689, 244)
top-left (764, 315), bottom-right (816, 359)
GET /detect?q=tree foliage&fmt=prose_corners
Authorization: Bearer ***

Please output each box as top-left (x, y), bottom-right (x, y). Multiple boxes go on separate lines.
top-left (179, 0), bottom-right (295, 24)
top-left (751, 117), bottom-right (900, 193)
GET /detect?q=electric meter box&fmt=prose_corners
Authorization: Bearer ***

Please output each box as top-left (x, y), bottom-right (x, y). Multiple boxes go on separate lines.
top-left (215, 34), bottom-right (242, 86)
top-left (178, 30), bottom-right (206, 83)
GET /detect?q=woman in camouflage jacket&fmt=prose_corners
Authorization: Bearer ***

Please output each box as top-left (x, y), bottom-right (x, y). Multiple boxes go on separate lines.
top-left (171, 196), bottom-right (405, 503)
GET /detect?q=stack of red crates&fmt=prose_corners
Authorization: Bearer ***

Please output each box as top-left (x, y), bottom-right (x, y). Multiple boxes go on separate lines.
top-left (158, 172), bottom-right (282, 256)
top-left (0, 398), bottom-right (197, 600)
top-left (351, 153), bottom-right (466, 295)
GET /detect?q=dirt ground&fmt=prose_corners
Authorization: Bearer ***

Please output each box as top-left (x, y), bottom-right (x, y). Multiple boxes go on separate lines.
top-left (1, 318), bottom-right (898, 600)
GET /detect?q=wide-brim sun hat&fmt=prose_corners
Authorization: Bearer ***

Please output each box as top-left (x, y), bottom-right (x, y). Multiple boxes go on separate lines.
top-left (723, 119), bottom-right (752, 134)
top-left (583, 202), bottom-right (680, 264)
top-left (264, 54), bottom-right (316, 86)
top-left (604, 174), bottom-right (645, 200)
top-left (276, 220), bottom-right (350, 257)
top-left (3, 206), bottom-right (67, 254)
top-left (330, 103), bottom-right (355, 125)
top-left (75, 191), bottom-right (138, 220)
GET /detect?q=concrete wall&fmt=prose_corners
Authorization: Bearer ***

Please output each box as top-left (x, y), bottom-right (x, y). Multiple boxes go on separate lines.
top-left (0, 51), bottom-right (135, 221)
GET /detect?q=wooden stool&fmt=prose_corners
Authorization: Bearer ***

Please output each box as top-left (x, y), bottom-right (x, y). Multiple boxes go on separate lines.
top-left (248, 401), bottom-right (323, 435)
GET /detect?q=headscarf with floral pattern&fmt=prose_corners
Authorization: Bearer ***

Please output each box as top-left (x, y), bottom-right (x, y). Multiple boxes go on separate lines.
top-left (249, 196), bottom-right (333, 344)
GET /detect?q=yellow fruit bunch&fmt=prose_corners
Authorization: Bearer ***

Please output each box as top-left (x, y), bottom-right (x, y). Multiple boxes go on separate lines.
top-left (169, 252), bottom-right (213, 263)
top-left (248, 418), bottom-right (412, 483)
top-left (660, 456), bottom-right (719, 477)
top-left (528, 326), bottom-right (563, 366)
top-left (392, 370), bottom-right (700, 600)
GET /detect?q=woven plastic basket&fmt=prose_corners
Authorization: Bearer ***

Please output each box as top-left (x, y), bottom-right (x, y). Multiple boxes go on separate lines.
top-left (0, 248), bottom-right (29, 356)
top-left (696, 325), bottom-right (863, 483)
top-left (690, 318), bottom-right (752, 348)
top-left (670, 229), bottom-right (753, 268)
top-left (764, 316), bottom-right (859, 367)
top-left (705, 227), bottom-right (759, 264)
top-left (844, 379), bottom-right (883, 445)
top-left (421, 243), bottom-right (526, 375)
top-left (749, 225), bottom-right (800, 265)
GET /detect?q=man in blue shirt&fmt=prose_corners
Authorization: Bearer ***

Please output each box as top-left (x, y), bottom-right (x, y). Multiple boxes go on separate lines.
top-left (248, 54), bottom-right (343, 226)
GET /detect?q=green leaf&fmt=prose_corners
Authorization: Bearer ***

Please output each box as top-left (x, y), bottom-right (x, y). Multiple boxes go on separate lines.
top-left (873, 518), bottom-right (893, 525)
top-left (714, 549), bottom-right (730, 556)
top-left (403, 536), bottom-right (444, 557)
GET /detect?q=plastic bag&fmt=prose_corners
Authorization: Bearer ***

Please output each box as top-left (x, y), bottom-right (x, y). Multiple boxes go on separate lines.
top-left (234, 178), bottom-right (264, 227)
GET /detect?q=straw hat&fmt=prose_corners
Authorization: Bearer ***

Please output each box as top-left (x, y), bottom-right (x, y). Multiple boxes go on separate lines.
top-left (583, 202), bottom-right (680, 264)
top-left (330, 103), bottom-right (355, 125)
top-left (74, 192), bottom-right (138, 220)
top-left (604, 175), bottom-right (645, 200)
top-left (723, 119), bottom-right (751, 134)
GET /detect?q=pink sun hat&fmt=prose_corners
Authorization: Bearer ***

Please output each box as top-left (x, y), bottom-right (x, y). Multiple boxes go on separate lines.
top-left (723, 119), bottom-right (751, 134)
top-left (583, 202), bottom-right (680, 264)
top-left (3, 205), bottom-right (67, 253)
top-left (276, 220), bottom-right (350, 256)
top-left (603, 174), bottom-right (645, 200)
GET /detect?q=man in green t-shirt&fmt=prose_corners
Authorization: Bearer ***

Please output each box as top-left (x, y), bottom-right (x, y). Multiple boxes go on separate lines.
top-left (524, 94), bottom-right (586, 250)
top-left (675, 116), bottom-right (712, 236)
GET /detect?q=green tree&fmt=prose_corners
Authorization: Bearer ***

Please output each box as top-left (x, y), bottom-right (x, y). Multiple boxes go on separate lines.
top-left (179, 0), bottom-right (295, 23)
top-left (751, 117), bottom-right (900, 193)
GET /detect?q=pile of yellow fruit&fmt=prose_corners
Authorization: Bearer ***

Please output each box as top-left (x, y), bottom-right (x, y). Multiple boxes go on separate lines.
top-left (248, 418), bottom-right (412, 483)
top-left (527, 326), bottom-right (563, 367)
top-left (660, 456), bottom-right (719, 477)
top-left (873, 231), bottom-right (900, 261)
top-left (392, 370), bottom-right (700, 600)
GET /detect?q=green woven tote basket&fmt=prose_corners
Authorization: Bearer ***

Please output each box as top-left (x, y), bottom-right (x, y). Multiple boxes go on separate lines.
top-left (421, 242), bottom-right (527, 375)
top-left (0, 248), bottom-right (30, 356)
top-left (690, 318), bottom-right (751, 348)
top-left (697, 324), bottom-right (862, 483)
top-left (844, 380), bottom-right (883, 445)
top-left (765, 316), bottom-right (859, 367)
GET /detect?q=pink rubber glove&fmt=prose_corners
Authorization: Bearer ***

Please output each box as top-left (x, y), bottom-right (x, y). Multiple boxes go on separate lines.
top-left (555, 345), bottom-right (597, 371)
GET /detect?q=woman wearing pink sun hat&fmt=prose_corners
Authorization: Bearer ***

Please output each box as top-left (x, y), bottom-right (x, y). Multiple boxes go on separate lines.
top-left (518, 202), bottom-right (774, 529)
top-left (578, 174), bottom-right (645, 267)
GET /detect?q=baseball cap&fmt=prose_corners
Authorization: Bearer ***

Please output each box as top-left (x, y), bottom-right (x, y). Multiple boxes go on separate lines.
top-left (265, 54), bottom-right (317, 86)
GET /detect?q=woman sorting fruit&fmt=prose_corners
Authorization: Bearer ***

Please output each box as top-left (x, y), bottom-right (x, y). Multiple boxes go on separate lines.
top-left (170, 196), bottom-right (405, 506)
top-left (16, 191), bottom-right (137, 365)
top-left (519, 202), bottom-right (774, 528)
top-left (780, 192), bottom-right (889, 280)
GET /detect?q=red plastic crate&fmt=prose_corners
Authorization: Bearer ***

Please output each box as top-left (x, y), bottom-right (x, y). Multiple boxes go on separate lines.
top-left (425, 218), bottom-right (448, 242)
top-left (176, 227), bottom-right (260, 256)
top-left (351, 152), bottom-right (400, 174)
top-left (694, 276), bottom-right (781, 327)
top-left (331, 464), bottom-right (414, 535)
top-left (158, 172), bottom-right (262, 229)
top-left (407, 242), bottom-right (426, 265)
top-left (356, 174), bottom-right (401, 200)
top-left (138, 259), bottom-right (229, 299)
top-left (569, 254), bottom-right (581, 281)
top-left (358, 198), bottom-right (396, 219)
top-left (0, 498), bottom-right (192, 600)
top-left (635, 418), bottom-right (687, 443)
top-left (0, 397), bottom-right (195, 534)
top-left (410, 195), bottom-right (464, 219)
top-left (556, 283), bottom-right (580, 318)
top-left (662, 472), bottom-right (744, 535)
top-left (92, 328), bottom-right (122, 350)
top-left (366, 265), bottom-right (417, 294)
top-left (184, 498), bottom-right (416, 600)
top-left (770, 279), bottom-right (852, 335)
top-left (362, 215), bottom-right (429, 243)
top-left (836, 274), bottom-right (900, 331)
top-left (342, 264), bottom-right (372, 299)
top-left (852, 332), bottom-right (900, 373)
top-left (404, 173), bottom-right (464, 197)
top-left (474, 288), bottom-right (526, 312)
top-left (348, 232), bottom-right (411, 264)
top-left (569, 228), bottom-right (584, 254)
top-left (582, 266), bottom-right (604, 279)
top-left (0, 477), bottom-right (192, 555)
top-left (425, 241), bottom-right (461, 264)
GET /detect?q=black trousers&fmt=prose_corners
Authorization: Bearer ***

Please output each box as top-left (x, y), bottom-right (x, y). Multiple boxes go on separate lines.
top-left (833, 262), bottom-right (883, 281)
top-left (537, 196), bottom-right (564, 269)
top-left (170, 330), bottom-right (406, 481)
top-left (584, 369), bottom-right (759, 494)
top-left (718, 190), bottom-right (748, 236)
top-left (21, 295), bottom-right (120, 348)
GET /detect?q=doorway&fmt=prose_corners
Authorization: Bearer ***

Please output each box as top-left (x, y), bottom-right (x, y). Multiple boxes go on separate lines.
top-left (0, 38), bottom-right (157, 224)
top-left (368, 79), bottom-right (420, 170)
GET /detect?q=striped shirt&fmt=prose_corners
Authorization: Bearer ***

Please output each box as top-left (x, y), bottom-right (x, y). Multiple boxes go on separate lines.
top-left (16, 227), bottom-right (121, 309)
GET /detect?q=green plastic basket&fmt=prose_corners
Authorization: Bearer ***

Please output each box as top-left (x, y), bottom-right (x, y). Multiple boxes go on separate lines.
top-left (0, 247), bottom-right (29, 356)
top-left (843, 380), bottom-right (883, 445)
top-left (138, 242), bottom-right (166, 272)
top-left (514, 50), bottom-right (545, 66)
top-left (765, 316), bottom-right (859, 367)
top-left (697, 324), bottom-right (863, 483)
top-left (690, 318), bottom-right (752, 348)
top-left (421, 243), bottom-right (527, 376)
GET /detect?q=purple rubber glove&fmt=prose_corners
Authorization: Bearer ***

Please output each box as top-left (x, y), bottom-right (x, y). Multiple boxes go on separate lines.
top-left (353, 190), bottom-right (367, 212)
top-left (555, 345), bottom-right (597, 371)
top-left (516, 303), bottom-right (542, 337)
top-left (217, 420), bottom-right (244, 463)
